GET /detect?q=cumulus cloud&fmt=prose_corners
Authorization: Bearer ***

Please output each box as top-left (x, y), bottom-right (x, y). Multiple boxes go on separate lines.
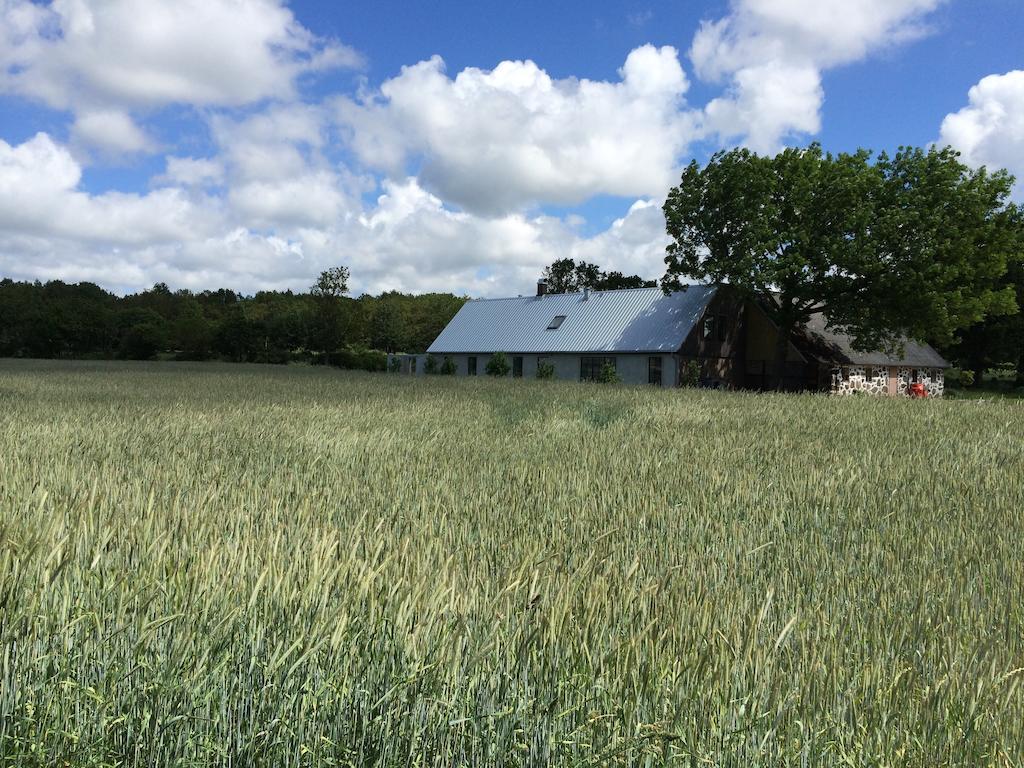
top-left (337, 45), bottom-right (697, 215)
top-left (1, 0), bottom-right (360, 108)
top-left (939, 71), bottom-right (1024, 196)
top-left (0, 133), bottom-right (218, 245)
top-left (0, 0), bottom-right (360, 156)
top-left (72, 109), bottom-right (155, 154)
top-left (691, 0), bottom-right (945, 152)
top-left (159, 156), bottom-right (225, 188)
top-left (0, 132), bottom-right (671, 296)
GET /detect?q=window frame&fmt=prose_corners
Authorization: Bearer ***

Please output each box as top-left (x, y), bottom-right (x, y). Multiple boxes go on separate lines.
top-left (648, 356), bottom-right (663, 386)
top-left (702, 314), bottom-right (715, 340)
top-left (580, 356), bottom-right (616, 381)
top-left (547, 315), bottom-right (566, 330)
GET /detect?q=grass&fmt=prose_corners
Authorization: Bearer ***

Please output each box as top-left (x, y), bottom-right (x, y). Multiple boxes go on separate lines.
top-left (1, 359), bottom-right (1022, 767)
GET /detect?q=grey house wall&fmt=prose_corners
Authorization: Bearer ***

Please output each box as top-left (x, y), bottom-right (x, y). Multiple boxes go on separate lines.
top-left (432, 353), bottom-right (679, 387)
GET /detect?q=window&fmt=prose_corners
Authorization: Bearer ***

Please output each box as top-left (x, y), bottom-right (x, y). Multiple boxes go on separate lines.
top-left (513, 356), bottom-right (523, 378)
top-left (580, 356), bottom-right (615, 381)
top-left (648, 356), bottom-right (663, 386)
top-left (717, 314), bottom-right (728, 342)
top-left (467, 356), bottom-right (477, 376)
top-left (702, 314), bottom-right (715, 339)
top-left (547, 315), bottom-right (566, 330)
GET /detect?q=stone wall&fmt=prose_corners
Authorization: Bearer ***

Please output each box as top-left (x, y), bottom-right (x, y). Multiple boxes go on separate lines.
top-left (833, 366), bottom-right (944, 397)
top-left (831, 366), bottom-right (888, 396)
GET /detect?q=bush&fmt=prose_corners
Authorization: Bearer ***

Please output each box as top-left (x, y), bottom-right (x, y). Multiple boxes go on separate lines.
top-left (441, 356), bottom-right (457, 375)
top-left (597, 362), bottom-right (620, 384)
top-left (680, 360), bottom-right (700, 387)
top-left (485, 352), bottom-right (511, 377)
top-left (388, 356), bottom-right (401, 373)
top-left (536, 361), bottom-right (555, 380)
top-left (424, 355), bottom-right (438, 374)
top-left (118, 323), bottom-right (165, 360)
top-left (954, 369), bottom-right (975, 388)
top-left (329, 347), bottom-right (388, 372)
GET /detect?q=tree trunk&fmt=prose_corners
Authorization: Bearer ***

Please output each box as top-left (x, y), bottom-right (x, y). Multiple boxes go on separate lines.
top-left (972, 365), bottom-right (985, 388)
top-left (773, 320), bottom-right (791, 391)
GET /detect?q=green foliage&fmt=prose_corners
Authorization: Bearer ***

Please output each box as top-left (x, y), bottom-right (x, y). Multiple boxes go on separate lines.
top-left (941, 259), bottom-right (1024, 382)
top-left (1, 360), bottom-right (1023, 765)
top-left (597, 361), bottom-right (620, 384)
top-left (116, 310), bottom-right (167, 360)
top-left (542, 258), bottom-right (655, 294)
top-left (680, 359), bottom-right (700, 387)
top-left (485, 351), bottom-right (511, 377)
top-left (663, 143), bottom-right (1024, 386)
top-left (424, 355), bottom-right (438, 374)
top-left (387, 356), bottom-right (402, 373)
top-left (0, 279), bottom-right (469, 363)
top-left (536, 360), bottom-right (555, 379)
top-left (310, 266), bottom-right (350, 298)
top-left (951, 368), bottom-right (976, 388)
top-left (329, 347), bottom-right (388, 372)
top-left (441, 356), bottom-right (457, 375)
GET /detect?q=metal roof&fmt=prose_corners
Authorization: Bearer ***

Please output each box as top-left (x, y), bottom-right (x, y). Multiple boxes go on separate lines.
top-left (799, 312), bottom-right (950, 368)
top-left (427, 285), bottom-right (718, 354)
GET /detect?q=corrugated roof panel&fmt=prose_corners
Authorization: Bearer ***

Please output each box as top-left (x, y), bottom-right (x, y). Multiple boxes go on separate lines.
top-left (427, 285), bottom-right (717, 354)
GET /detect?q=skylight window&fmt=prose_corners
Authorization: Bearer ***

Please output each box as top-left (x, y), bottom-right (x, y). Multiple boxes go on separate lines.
top-left (547, 315), bottom-right (566, 330)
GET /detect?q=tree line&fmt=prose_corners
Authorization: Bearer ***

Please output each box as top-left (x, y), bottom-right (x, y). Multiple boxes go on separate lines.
top-left (0, 276), bottom-right (466, 369)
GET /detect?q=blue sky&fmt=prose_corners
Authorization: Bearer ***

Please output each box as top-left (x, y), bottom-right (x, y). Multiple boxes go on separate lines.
top-left (0, 0), bottom-right (1021, 296)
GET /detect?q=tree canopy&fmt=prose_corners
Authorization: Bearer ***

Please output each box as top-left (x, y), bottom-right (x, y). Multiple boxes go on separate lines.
top-left (541, 258), bottom-right (655, 294)
top-left (662, 143), bottom-right (1024, 385)
top-left (0, 277), bottom-right (467, 364)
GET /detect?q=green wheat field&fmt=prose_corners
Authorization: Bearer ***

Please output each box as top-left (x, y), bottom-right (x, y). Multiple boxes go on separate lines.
top-left (1, 360), bottom-right (1022, 767)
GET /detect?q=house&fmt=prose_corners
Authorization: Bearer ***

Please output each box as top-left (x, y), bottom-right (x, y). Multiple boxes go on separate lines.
top-left (407, 282), bottom-right (949, 395)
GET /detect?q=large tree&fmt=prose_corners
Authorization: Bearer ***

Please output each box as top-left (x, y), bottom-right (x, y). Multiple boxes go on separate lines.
top-left (662, 144), bottom-right (1023, 388)
top-left (309, 266), bottom-right (351, 356)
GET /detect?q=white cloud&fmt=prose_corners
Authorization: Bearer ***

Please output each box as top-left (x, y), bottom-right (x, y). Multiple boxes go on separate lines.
top-left (72, 109), bottom-right (154, 154)
top-left (337, 45), bottom-right (697, 214)
top-left (566, 199), bottom-right (670, 280)
top-left (939, 71), bottom-right (1024, 196)
top-left (0, 132), bottom-right (220, 245)
top-left (159, 156), bottom-right (225, 188)
top-left (1, 0), bottom-right (360, 109)
top-left (0, 0), bottom-right (360, 159)
top-left (334, 179), bottom-right (670, 296)
top-left (0, 132), bottom-right (671, 297)
top-left (691, 0), bottom-right (944, 152)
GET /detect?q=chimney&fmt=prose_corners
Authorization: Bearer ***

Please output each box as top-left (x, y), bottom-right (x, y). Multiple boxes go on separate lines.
top-left (583, 287), bottom-right (591, 301)
top-left (536, 280), bottom-right (548, 297)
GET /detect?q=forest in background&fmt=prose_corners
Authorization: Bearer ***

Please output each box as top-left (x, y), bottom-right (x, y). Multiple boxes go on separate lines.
top-left (0, 278), bottom-right (466, 369)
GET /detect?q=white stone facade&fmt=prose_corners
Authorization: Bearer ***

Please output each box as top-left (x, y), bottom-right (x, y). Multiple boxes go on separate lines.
top-left (832, 366), bottom-right (944, 397)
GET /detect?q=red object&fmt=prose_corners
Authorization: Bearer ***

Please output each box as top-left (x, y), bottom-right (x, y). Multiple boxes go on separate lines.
top-left (909, 382), bottom-right (927, 398)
